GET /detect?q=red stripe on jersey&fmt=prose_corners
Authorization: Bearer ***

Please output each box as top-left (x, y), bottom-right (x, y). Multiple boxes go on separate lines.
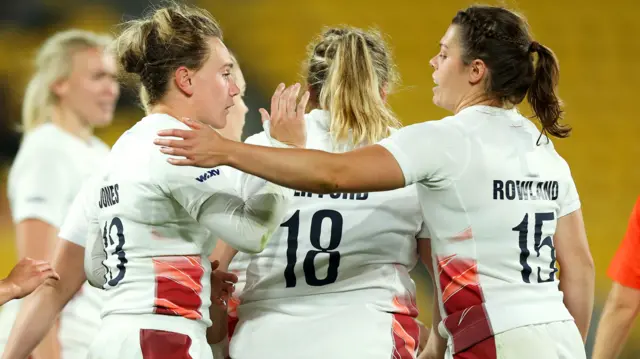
top-left (453, 335), bottom-right (497, 359)
top-left (153, 256), bottom-right (204, 320)
top-left (392, 294), bottom-right (419, 318)
top-left (140, 329), bottom-right (193, 359)
top-left (391, 313), bottom-right (420, 359)
top-left (452, 227), bottom-right (474, 241)
top-left (227, 294), bottom-right (241, 340)
top-left (437, 255), bottom-right (493, 354)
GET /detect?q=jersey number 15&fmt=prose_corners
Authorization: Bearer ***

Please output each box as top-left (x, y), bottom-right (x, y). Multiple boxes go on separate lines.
top-left (513, 212), bottom-right (558, 283)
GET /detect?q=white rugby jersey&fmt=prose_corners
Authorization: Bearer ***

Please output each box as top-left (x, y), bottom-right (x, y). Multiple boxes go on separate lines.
top-left (58, 113), bottom-right (293, 327)
top-left (3, 123), bottom-right (107, 350)
top-left (233, 110), bottom-right (428, 316)
top-left (378, 105), bottom-right (580, 354)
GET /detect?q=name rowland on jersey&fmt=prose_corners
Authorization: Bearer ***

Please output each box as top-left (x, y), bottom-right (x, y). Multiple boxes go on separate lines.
top-left (493, 180), bottom-right (559, 201)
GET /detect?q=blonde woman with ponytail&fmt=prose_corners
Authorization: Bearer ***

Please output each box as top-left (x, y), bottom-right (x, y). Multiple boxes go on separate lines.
top-left (207, 27), bottom-right (429, 359)
top-left (0, 29), bottom-right (119, 359)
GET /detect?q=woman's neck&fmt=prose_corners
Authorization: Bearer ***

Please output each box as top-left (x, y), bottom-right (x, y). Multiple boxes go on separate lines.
top-left (454, 92), bottom-right (501, 114)
top-left (50, 106), bottom-right (93, 143)
top-left (149, 102), bottom-right (197, 124)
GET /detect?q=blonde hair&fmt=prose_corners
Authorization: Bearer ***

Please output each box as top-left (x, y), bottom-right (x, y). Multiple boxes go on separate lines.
top-left (113, 2), bottom-right (222, 113)
top-left (22, 29), bottom-right (112, 132)
top-left (306, 27), bottom-right (401, 146)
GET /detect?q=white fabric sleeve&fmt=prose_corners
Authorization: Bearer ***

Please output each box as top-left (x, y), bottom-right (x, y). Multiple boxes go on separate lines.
top-left (236, 132), bottom-right (272, 201)
top-left (153, 144), bottom-right (294, 254)
top-left (58, 177), bottom-right (100, 248)
top-left (558, 175), bottom-right (581, 217)
top-left (376, 119), bottom-right (467, 186)
top-left (416, 221), bottom-right (431, 239)
top-left (9, 146), bottom-right (72, 227)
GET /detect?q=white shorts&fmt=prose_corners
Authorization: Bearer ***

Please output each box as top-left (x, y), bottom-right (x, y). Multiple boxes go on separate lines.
top-left (87, 314), bottom-right (211, 359)
top-left (444, 321), bottom-right (586, 359)
top-left (230, 302), bottom-right (421, 359)
top-left (0, 286), bottom-right (101, 359)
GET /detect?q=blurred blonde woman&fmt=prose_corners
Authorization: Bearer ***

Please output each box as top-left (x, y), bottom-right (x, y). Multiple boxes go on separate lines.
top-left (0, 29), bottom-right (119, 359)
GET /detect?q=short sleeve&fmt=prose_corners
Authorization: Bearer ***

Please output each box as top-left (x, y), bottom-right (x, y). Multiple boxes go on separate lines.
top-left (9, 146), bottom-right (72, 227)
top-left (558, 176), bottom-right (581, 217)
top-left (377, 119), bottom-right (467, 186)
top-left (416, 221), bottom-right (431, 239)
top-left (153, 154), bottom-right (238, 221)
top-left (236, 132), bottom-right (271, 201)
top-left (58, 176), bottom-right (100, 248)
top-left (608, 197), bottom-right (640, 289)
top-left (149, 117), bottom-right (294, 253)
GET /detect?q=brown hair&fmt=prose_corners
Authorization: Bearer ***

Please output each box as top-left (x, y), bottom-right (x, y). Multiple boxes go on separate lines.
top-left (305, 27), bottom-right (401, 146)
top-left (452, 6), bottom-right (570, 140)
top-left (113, 2), bottom-right (222, 112)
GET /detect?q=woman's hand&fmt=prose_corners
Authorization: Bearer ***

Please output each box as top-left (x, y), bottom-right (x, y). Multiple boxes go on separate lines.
top-left (209, 260), bottom-right (238, 309)
top-left (260, 83), bottom-right (310, 148)
top-left (155, 83), bottom-right (309, 167)
top-left (3, 257), bottom-right (60, 300)
top-left (155, 118), bottom-right (231, 168)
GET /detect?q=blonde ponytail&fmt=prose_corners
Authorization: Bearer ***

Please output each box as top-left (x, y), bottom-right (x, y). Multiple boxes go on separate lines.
top-left (307, 27), bottom-right (401, 147)
top-left (21, 29), bottom-right (112, 132)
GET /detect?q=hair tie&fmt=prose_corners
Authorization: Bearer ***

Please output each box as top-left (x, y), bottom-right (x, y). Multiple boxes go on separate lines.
top-left (529, 41), bottom-right (540, 53)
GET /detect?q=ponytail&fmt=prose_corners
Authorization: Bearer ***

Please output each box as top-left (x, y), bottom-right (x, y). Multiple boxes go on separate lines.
top-left (527, 41), bottom-right (571, 140)
top-left (317, 31), bottom-right (400, 146)
top-left (21, 74), bottom-right (53, 132)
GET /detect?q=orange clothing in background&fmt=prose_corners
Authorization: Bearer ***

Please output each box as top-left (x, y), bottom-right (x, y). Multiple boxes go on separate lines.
top-left (608, 197), bottom-right (640, 289)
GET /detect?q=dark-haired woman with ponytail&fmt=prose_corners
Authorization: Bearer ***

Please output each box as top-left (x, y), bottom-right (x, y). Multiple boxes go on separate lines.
top-left (157, 5), bottom-right (594, 359)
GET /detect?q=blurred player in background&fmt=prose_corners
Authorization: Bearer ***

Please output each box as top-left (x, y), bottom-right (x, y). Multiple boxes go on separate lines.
top-left (208, 27), bottom-right (429, 359)
top-left (210, 53), bottom-right (249, 344)
top-left (156, 5), bottom-right (595, 359)
top-left (0, 258), bottom-right (59, 306)
top-left (2, 3), bottom-right (294, 359)
top-left (0, 29), bottom-right (119, 359)
top-left (592, 196), bottom-right (640, 359)
top-left (217, 54), bottom-right (248, 143)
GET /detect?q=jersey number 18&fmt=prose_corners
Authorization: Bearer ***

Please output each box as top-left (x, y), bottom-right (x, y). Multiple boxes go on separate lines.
top-left (281, 209), bottom-right (343, 288)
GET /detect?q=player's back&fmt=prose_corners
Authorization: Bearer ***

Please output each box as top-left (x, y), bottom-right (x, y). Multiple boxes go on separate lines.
top-left (406, 106), bottom-right (578, 352)
top-left (85, 114), bottom-right (217, 326)
top-left (230, 110), bottom-right (426, 359)
top-left (238, 109), bottom-right (425, 309)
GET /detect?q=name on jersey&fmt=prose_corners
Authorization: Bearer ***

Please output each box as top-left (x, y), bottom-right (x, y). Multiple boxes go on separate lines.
top-left (493, 180), bottom-right (559, 201)
top-left (195, 168), bottom-right (220, 183)
top-left (294, 191), bottom-right (369, 201)
top-left (99, 184), bottom-right (120, 208)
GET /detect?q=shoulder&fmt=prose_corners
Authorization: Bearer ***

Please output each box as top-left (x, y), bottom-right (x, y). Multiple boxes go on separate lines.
top-left (18, 124), bottom-right (69, 155)
top-left (244, 131), bottom-right (270, 146)
top-left (91, 137), bottom-right (111, 153)
top-left (391, 117), bottom-right (464, 141)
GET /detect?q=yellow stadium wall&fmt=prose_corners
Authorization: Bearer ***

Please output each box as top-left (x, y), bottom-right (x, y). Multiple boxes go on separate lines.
top-left (0, 0), bottom-right (638, 356)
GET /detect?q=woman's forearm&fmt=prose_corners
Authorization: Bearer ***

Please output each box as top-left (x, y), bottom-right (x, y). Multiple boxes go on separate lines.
top-left (2, 281), bottom-right (67, 359)
top-left (559, 267), bottom-right (595, 341)
top-left (225, 141), bottom-right (404, 194)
